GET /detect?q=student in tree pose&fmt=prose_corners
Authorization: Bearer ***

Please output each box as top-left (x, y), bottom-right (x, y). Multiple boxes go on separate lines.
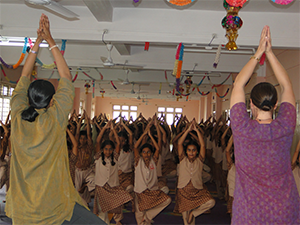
top-left (134, 117), bottom-right (171, 225)
top-left (174, 119), bottom-right (215, 225)
top-left (94, 121), bottom-right (133, 225)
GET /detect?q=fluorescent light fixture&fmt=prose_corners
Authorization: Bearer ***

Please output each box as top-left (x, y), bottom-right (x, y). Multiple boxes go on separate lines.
top-left (0, 36), bottom-right (49, 47)
top-left (0, 42), bottom-right (49, 47)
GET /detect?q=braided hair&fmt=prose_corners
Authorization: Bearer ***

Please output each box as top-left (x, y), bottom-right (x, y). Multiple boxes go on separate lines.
top-left (100, 140), bottom-right (116, 166)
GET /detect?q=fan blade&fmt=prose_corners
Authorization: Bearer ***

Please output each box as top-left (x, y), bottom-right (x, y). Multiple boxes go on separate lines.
top-left (114, 63), bottom-right (143, 68)
top-left (45, 1), bottom-right (79, 18)
top-left (100, 57), bottom-right (107, 63)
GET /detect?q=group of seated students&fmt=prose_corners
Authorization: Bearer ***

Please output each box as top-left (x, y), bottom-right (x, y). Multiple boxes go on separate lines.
top-left (0, 110), bottom-right (299, 225)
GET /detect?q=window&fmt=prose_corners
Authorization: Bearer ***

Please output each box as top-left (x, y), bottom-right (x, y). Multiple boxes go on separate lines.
top-left (157, 107), bottom-right (182, 125)
top-left (112, 105), bottom-right (138, 122)
top-left (79, 100), bottom-right (84, 116)
top-left (0, 84), bottom-right (14, 122)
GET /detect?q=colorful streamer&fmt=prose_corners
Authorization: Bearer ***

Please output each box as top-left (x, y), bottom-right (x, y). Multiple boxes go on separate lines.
top-left (72, 72), bottom-right (78, 83)
top-left (207, 73), bottom-right (232, 88)
top-left (159, 82), bottom-right (162, 94)
top-left (0, 64), bottom-right (18, 84)
top-left (92, 80), bottom-right (95, 98)
top-left (79, 68), bottom-right (95, 80)
top-left (35, 40), bottom-right (67, 69)
top-left (111, 81), bottom-right (117, 89)
top-left (0, 37), bottom-right (28, 69)
top-left (215, 87), bottom-right (230, 98)
top-left (197, 87), bottom-right (210, 96)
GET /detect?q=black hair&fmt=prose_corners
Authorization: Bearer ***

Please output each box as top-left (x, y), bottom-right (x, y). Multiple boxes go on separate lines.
top-left (101, 140), bottom-right (116, 166)
top-left (250, 82), bottom-right (277, 112)
top-left (139, 143), bottom-right (155, 155)
top-left (79, 130), bottom-right (87, 138)
top-left (183, 140), bottom-right (200, 157)
top-left (21, 79), bottom-right (55, 122)
top-left (118, 131), bottom-right (130, 152)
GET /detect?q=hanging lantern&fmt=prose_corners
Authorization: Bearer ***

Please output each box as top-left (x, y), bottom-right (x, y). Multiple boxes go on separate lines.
top-left (184, 76), bottom-right (193, 93)
top-left (84, 83), bottom-right (91, 94)
top-left (222, 0), bottom-right (243, 50)
top-left (100, 90), bottom-right (105, 98)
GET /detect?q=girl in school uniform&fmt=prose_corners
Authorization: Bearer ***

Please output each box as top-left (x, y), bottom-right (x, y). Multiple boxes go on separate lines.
top-left (174, 120), bottom-right (215, 225)
top-left (118, 119), bottom-right (135, 193)
top-left (93, 121), bottom-right (133, 225)
top-left (134, 118), bottom-right (171, 225)
top-left (225, 135), bottom-right (235, 216)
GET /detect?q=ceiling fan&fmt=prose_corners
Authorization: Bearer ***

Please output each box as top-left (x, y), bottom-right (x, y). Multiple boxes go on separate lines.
top-left (118, 69), bottom-right (150, 86)
top-left (100, 43), bottom-right (144, 69)
top-left (25, 0), bottom-right (79, 18)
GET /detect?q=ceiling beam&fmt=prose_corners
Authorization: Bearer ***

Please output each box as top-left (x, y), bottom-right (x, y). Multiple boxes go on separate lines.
top-left (114, 43), bottom-right (131, 55)
top-left (83, 0), bottom-right (113, 22)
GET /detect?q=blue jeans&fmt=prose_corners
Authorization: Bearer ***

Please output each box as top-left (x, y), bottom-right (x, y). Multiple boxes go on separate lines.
top-left (62, 203), bottom-right (106, 225)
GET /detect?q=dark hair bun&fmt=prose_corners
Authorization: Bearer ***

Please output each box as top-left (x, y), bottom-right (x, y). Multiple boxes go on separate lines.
top-left (21, 105), bottom-right (39, 122)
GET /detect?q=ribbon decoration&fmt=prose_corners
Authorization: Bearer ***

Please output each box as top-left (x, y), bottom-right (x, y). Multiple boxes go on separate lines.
top-left (34, 40), bottom-right (67, 69)
top-left (207, 73), bottom-right (232, 88)
top-left (78, 68), bottom-right (96, 81)
top-left (0, 64), bottom-right (18, 84)
top-left (0, 37), bottom-right (28, 69)
top-left (95, 68), bottom-right (104, 80)
top-left (110, 81), bottom-right (117, 89)
top-left (144, 42), bottom-right (150, 51)
top-left (197, 87), bottom-right (210, 96)
top-left (215, 87), bottom-right (230, 98)
top-left (72, 72), bottom-right (78, 83)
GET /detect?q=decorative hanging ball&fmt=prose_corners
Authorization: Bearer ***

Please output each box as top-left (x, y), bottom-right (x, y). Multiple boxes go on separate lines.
top-left (225, 0), bottom-right (247, 7)
top-left (84, 83), bottom-right (91, 94)
top-left (167, 0), bottom-right (195, 6)
top-left (133, 0), bottom-right (140, 3)
top-left (271, 0), bottom-right (294, 5)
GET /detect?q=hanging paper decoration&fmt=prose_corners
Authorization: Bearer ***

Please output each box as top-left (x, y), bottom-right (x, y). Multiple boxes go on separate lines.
top-left (172, 43), bottom-right (184, 91)
top-left (92, 80), bottom-right (95, 98)
top-left (213, 44), bottom-right (222, 68)
top-left (144, 42), bottom-right (150, 51)
top-left (84, 83), bottom-right (91, 94)
top-left (100, 90), bottom-right (105, 98)
top-left (133, 0), bottom-right (140, 3)
top-left (167, 0), bottom-right (195, 6)
top-left (225, 0), bottom-right (247, 7)
top-left (222, 0), bottom-right (243, 50)
top-left (271, 0), bottom-right (294, 5)
top-left (0, 37), bottom-right (28, 69)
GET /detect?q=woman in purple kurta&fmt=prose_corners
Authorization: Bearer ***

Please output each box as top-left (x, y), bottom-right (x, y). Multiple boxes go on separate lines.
top-left (230, 26), bottom-right (300, 224)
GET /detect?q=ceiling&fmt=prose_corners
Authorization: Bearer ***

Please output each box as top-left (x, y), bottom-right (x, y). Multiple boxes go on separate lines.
top-left (0, 0), bottom-right (299, 101)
